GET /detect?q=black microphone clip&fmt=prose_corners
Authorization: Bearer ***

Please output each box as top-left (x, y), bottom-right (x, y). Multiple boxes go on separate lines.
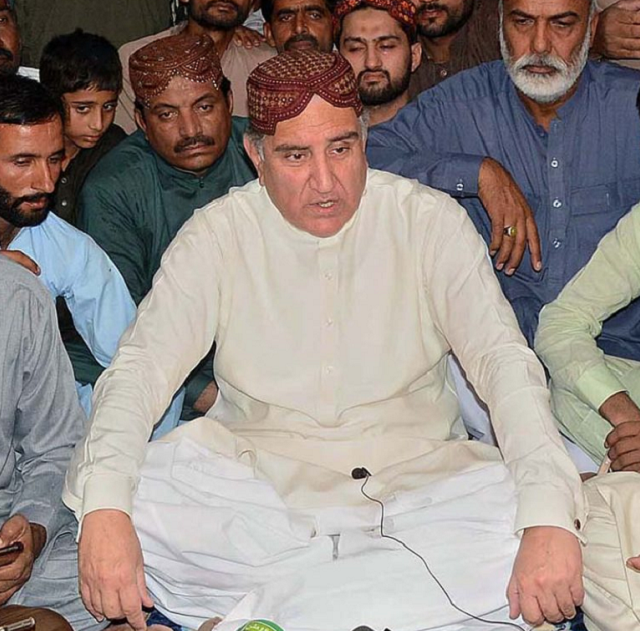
top-left (351, 466), bottom-right (372, 480)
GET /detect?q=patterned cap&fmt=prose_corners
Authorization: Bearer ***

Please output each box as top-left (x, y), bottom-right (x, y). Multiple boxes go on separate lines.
top-left (247, 50), bottom-right (363, 135)
top-left (333, 0), bottom-right (417, 41)
top-left (129, 33), bottom-right (224, 107)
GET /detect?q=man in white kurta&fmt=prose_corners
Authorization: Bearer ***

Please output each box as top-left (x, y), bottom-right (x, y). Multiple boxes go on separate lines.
top-left (64, 51), bottom-right (639, 631)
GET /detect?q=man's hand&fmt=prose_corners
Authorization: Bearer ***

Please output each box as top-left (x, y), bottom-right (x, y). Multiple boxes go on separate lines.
top-left (0, 515), bottom-right (46, 605)
top-left (0, 251), bottom-right (40, 275)
top-left (606, 421), bottom-right (640, 471)
top-left (478, 158), bottom-right (542, 275)
top-left (233, 25), bottom-right (265, 48)
top-left (507, 526), bottom-right (583, 626)
top-left (79, 510), bottom-right (152, 630)
top-left (593, 0), bottom-right (640, 60)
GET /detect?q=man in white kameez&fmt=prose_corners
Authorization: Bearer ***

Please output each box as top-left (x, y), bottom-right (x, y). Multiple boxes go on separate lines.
top-left (64, 50), bottom-right (640, 631)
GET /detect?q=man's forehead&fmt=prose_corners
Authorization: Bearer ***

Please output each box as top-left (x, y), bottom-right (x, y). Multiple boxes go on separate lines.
top-left (0, 120), bottom-right (64, 155)
top-left (503, 0), bottom-right (590, 17)
top-left (274, 0), bottom-right (329, 13)
top-left (343, 7), bottom-right (408, 39)
top-left (148, 76), bottom-right (222, 109)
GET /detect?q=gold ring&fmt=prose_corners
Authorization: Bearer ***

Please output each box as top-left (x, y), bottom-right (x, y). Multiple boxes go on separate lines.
top-left (503, 226), bottom-right (517, 238)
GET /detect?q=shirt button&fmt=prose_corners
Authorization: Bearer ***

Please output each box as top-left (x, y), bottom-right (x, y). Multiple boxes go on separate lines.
top-left (60, 176), bottom-right (68, 184)
top-left (553, 238), bottom-right (562, 249)
top-left (552, 199), bottom-right (562, 208)
top-left (326, 318), bottom-right (333, 327)
top-left (324, 271), bottom-right (333, 280)
top-left (574, 519), bottom-right (582, 531)
top-left (550, 159), bottom-right (559, 168)
top-left (61, 200), bottom-right (68, 207)
top-left (456, 182), bottom-right (464, 192)
top-left (325, 365), bottom-right (334, 374)
top-left (438, 68), bottom-right (448, 78)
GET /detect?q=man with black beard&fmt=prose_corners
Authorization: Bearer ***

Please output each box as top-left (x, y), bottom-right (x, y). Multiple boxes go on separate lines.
top-left (407, 0), bottom-right (501, 97)
top-left (0, 74), bottom-right (136, 416)
top-left (335, 0), bottom-right (421, 126)
top-left (116, 0), bottom-right (274, 132)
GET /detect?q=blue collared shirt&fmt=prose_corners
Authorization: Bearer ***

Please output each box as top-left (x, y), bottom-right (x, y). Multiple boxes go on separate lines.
top-left (9, 213), bottom-right (184, 437)
top-left (368, 60), bottom-right (640, 361)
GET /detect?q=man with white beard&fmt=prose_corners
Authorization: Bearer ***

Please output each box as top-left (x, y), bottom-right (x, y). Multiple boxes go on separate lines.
top-left (367, 0), bottom-right (640, 358)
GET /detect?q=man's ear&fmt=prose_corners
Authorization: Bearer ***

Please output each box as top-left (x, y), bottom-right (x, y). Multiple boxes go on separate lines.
top-left (243, 136), bottom-right (266, 184)
top-left (264, 22), bottom-right (276, 48)
top-left (410, 42), bottom-right (422, 73)
top-left (134, 107), bottom-right (148, 135)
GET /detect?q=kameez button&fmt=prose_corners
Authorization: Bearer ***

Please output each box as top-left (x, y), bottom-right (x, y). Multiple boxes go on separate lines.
top-left (574, 519), bottom-right (582, 531)
top-left (61, 200), bottom-right (69, 207)
top-left (438, 68), bottom-right (448, 79)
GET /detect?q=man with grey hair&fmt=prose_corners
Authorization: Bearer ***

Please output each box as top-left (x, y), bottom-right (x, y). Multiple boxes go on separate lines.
top-left (66, 49), bottom-right (638, 631)
top-left (368, 0), bottom-right (640, 359)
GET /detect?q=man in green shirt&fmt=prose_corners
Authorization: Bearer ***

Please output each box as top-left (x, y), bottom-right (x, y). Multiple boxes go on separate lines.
top-left (78, 33), bottom-right (256, 419)
top-left (536, 202), bottom-right (640, 471)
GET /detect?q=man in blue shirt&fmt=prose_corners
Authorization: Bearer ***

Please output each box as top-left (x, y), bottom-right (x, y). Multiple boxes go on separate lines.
top-left (0, 75), bottom-right (164, 422)
top-left (368, 0), bottom-right (640, 359)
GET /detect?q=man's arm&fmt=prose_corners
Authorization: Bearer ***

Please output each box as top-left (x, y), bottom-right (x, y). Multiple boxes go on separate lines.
top-left (421, 191), bottom-right (584, 625)
top-left (535, 203), bottom-right (640, 468)
top-left (64, 207), bottom-right (225, 627)
top-left (367, 91), bottom-right (541, 273)
top-left (0, 263), bottom-right (85, 602)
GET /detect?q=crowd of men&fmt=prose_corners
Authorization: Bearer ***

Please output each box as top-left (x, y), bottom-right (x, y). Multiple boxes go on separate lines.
top-left (2, 0), bottom-right (640, 630)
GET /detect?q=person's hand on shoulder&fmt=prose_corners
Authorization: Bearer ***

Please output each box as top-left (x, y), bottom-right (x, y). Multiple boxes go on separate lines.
top-left (592, 0), bottom-right (640, 60)
top-left (233, 25), bottom-right (265, 48)
top-left (507, 526), bottom-right (583, 626)
top-left (79, 509), bottom-right (152, 630)
top-left (0, 251), bottom-right (40, 275)
top-left (0, 515), bottom-right (47, 605)
top-left (478, 158), bottom-right (542, 276)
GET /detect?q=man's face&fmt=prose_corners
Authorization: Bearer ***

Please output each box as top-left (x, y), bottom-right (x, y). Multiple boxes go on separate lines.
top-left (500, 0), bottom-right (596, 104)
top-left (244, 96), bottom-right (367, 238)
top-left (264, 0), bottom-right (334, 53)
top-left (339, 8), bottom-right (421, 107)
top-left (62, 88), bottom-right (119, 151)
top-left (0, 1), bottom-right (20, 75)
top-left (411, 0), bottom-right (474, 39)
top-left (135, 75), bottom-right (233, 175)
top-left (183, 0), bottom-right (254, 30)
top-left (0, 118), bottom-right (64, 229)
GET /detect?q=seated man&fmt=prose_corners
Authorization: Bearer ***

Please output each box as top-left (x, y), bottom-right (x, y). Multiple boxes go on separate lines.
top-left (40, 29), bottom-right (126, 226)
top-left (66, 51), bottom-right (639, 631)
top-left (535, 201), bottom-right (640, 470)
top-left (78, 33), bottom-right (256, 420)
top-left (334, 0), bottom-right (422, 126)
top-left (115, 0), bottom-right (274, 132)
top-left (0, 256), bottom-right (101, 631)
top-left (367, 0), bottom-right (640, 352)
top-left (0, 74), bottom-right (136, 415)
top-left (262, 0), bottom-right (334, 52)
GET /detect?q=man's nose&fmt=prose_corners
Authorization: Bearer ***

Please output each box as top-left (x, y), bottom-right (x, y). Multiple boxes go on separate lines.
top-left (32, 162), bottom-right (57, 194)
top-left (310, 154), bottom-right (334, 193)
top-left (178, 109), bottom-right (202, 138)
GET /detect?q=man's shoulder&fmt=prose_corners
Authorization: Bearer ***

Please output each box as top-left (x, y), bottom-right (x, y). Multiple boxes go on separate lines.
top-left (25, 213), bottom-right (100, 256)
top-left (0, 256), bottom-right (51, 309)
top-left (119, 24), bottom-right (183, 59)
top-left (419, 60), bottom-right (508, 105)
top-left (585, 60), bottom-right (640, 95)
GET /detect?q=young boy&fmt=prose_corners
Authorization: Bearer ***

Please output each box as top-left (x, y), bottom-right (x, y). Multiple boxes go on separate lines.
top-left (40, 29), bottom-right (126, 226)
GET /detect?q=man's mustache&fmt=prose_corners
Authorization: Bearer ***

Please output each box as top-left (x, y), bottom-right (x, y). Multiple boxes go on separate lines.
top-left (357, 69), bottom-right (391, 84)
top-left (416, 2), bottom-right (449, 16)
top-left (174, 134), bottom-right (215, 153)
top-left (284, 33), bottom-right (320, 50)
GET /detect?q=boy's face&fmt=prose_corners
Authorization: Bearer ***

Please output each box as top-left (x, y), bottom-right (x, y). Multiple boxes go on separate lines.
top-left (61, 87), bottom-right (119, 151)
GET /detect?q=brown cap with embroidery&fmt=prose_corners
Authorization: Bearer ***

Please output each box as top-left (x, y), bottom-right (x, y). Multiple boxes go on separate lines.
top-left (130, 33), bottom-right (224, 107)
top-left (333, 0), bottom-right (417, 41)
top-left (247, 50), bottom-right (363, 135)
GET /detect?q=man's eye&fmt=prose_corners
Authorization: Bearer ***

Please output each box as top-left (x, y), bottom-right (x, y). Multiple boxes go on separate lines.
top-left (158, 111), bottom-right (175, 120)
top-left (198, 103), bottom-right (214, 112)
top-left (309, 11), bottom-right (323, 19)
top-left (104, 103), bottom-right (117, 111)
top-left (14, 159), bottom-right (31, 167)
top-left (75, 106), bottom-right (90, 114)
top-left (332, 146), bottom-right (350, 156)
top-left (279, 13), bottom-right (293, 21)
top-left (49, 155), bottom-right (63, 165)
top-left (285, 152), bottom-right (305, 162)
